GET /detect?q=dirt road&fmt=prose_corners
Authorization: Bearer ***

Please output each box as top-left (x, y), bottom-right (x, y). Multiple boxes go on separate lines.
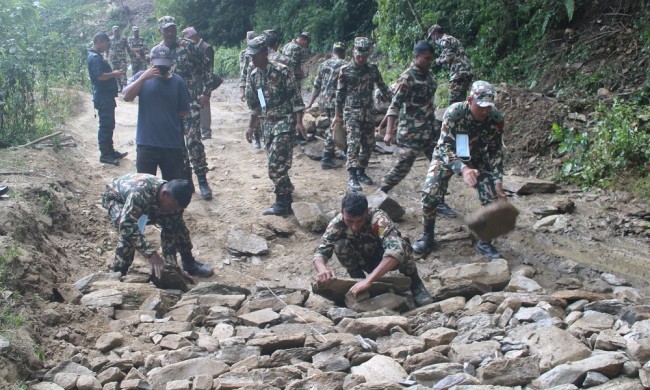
top-left (62, 79), bottom-right (650, 295)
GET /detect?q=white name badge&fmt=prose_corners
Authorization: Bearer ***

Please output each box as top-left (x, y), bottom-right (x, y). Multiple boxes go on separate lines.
top-left (456, 133), bottom-right (470, 158)
top-left (257, 88), bottom-right (266, 109)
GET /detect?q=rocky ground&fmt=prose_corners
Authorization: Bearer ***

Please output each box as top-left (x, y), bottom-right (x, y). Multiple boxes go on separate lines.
top-left (0, 78), bottom-right (649, 389)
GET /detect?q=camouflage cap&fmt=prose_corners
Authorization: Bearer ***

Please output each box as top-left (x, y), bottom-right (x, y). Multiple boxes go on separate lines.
top-left (150, 45), bottom-right (173, 66)
top-left (471, 81), bottom-right (496, 107)
top-left (245, 35), bottom-right (267, 56)
top-left (158, 16), bottom-right (177, 30)
top-left (112, 25), bottom-right (120, 31)
top-left (182, 26), bottom-right (197, 39)
top-left (246, 31), bottom-right (257, 40)
top-left (427, 24), bottom-right (444, 38)
top-left (333, 41), bottom-right (346, 51)
top-left (298, 31), bottom-right (311, 42)
top-left (354, 37), bottom-right (371, 53)
top-left (132, 26), bottom-right (139, 31)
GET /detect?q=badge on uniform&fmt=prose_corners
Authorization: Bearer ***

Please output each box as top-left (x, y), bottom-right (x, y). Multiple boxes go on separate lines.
top-left (456, 133), bottom-right (470, 158)
top-left (257, 88), bottom-right (266, 109)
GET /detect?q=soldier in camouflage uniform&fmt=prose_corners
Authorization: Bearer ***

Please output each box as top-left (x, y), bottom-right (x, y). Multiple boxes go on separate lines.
top-left (101, 173), bottom-right (213, 282)
top-left (158, 16), bottom-right (219, 201)
top-left (307, 41), bottom-right (347, 170)
top-left (333, 37), bottom-right (391, 191)
top-left (128, 26), bottom-right (148, 74)
top-left (281, 32), bottom-right (311, 93)
top-left (413, 81), bottom-right (507, 259)
top-left (264, 29), bottom-right (290, 65)
top-left (427, 24), bottom-right (473, 104)
top-left (313, 192), bottom-right (432, 306)
top-left (245, 36), bottom-right (306, 216)
top-left (239, 31), bottom-right (263, 149)
top-left (109, 26), bottom-right (132, 92)
top-left (183, 26), bottom-right (216, 140)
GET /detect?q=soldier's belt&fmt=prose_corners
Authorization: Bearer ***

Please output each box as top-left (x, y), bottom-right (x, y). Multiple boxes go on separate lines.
top-left (264, 114), bottom-right (292, 123)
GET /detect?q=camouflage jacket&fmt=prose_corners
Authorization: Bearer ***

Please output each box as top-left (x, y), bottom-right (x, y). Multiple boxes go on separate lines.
top-left (314, 209), bottom-right (408, 264)
top-left (434, 34), bottom-right (472, 82)
top-left (102, 173), bottom-right (190, 258)
top-left (246, 61), bottom-right (305, 122)
top-left (269, 48), bottom-right (290, 66)
top-left (386, 63), bottom-right (437, 142)
top-left (281, 40), bottom-right (305, 79)
top-left (336, 61), bottom-right (391, 117)
top-left (109, 36), bottom-right (131, 64)
top-left (127, 36), bottom-right (148, 62)
top-left (239, 50), bottom-right (252, 88)
top-left (161, 38), bottom-right (216, 99)
top-left (436, 101), bottom-right (505, 182)
top-left (313, 57), bottom-right (347, 110)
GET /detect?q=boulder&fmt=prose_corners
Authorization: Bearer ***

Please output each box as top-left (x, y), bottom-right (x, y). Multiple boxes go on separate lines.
top-left (350, 355), bottom-right (407, 384)
top-left (80, 289), bottom-right (123, 308)
top-left (523, 326), bottom-right (591, 372)
top-left (94, 332), bottom-right (123, 352)
top-left (448, 340), bottom-right (501, 366)
top-left (226, 229), bottom-right (268, 256)
top-left (531, 352), bottom-right (627, 388)
top-left (409, 363), bottom-right (464, 387)
top-left (292, 202), bottom-right (328, 232)
top-left (338, 316), bottom-right (409, 339)
top-left (147, 357), bottom-right (228, 390)
top-left (366, 192), bottom-right (405, 221)
top-left (437, 259), bottom-right (510, 290)
top-left (503, 175), bottom-right (557, 194)
top-left (477, 356), bottom-right (541, 386)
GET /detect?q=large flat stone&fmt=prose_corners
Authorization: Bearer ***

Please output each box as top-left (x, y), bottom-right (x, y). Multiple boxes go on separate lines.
top-left (531, 352), bottom-right (627, 388)
top-left (238, 308), bottom-right (281, 327)
top-left (477, 356), bottom-right (541, 386)
top-left (80, 289), bottom-right (123, 308)
top-left (147, 357), bottom-right (228, 390)
top-left (292, 202), bottom-right (328, 233)
top-left (312, 276), bottom-right (410, 305)
top-left (437, 259), bottom-right (510, 290)
top-left (366, 192), bottom-right (405, 221)
top-left (338, 316), bottom-right (409, 339)
top-left (350, 355), bottom-right (407, 384)
top-left (226, 229), bottom-right (268, 256)
top-left (503, 175), bottom-right (557, 194)
top-left (519, 326), bottom-right (591, 372)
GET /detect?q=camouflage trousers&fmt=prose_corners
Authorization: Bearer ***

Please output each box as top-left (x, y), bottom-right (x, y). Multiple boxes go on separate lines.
top-left (102, 196), bottom-right (193, 273)
top-left (132, 59), bottom-right (147, 74)
top-left (421, 160), bottom-right (497, 221)
top-left (110, 59), bottom-right (128, 89)
top-left (333, 235), bottom-right (418, 278)
top-left (183, 102), bottom-right (209, 177)
top-left (345, 114), bottom-right (375, 169)
top-left (264, 118), bottom-right (296, 195)
top-left (449, 76), bottom-right (472, 104)
top-left (380, 121), bottom-right (439, 189)
top-left (323, 108), bottom-right (347, 154)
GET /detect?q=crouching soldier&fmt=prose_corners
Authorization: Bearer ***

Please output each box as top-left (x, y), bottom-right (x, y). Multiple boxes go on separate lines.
top-left (312, 192), bottom-right (433, 306)
top-left (101, 173), bottom-right (214, 285)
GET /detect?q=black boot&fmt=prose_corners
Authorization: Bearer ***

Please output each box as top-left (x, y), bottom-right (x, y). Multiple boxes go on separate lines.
top-left (347, 169), bottom-right (362, 192)
top-left (476, 240), bottom-right (503, 260)
top-left (410, 273), bottom-right (433, 306)
top-left (321, 151), bottom-right (342, 169)
top-left (357, 169), bottom-right (373, 185)
top-left (111, 150), bottom-right (128, 160)
top-left (99, 145), bottom-right (119, 165)
top-left (412, 220), bottom-right (435, 256)
top-left (185, 170), bottom-right (195, 194)
top-left (180, 252), bottom-right (214, 277)
top-left (436, 201), bottom-right (457, 218)
top-left (378, 182), bottom-right (392, 193)
top-left (262, 193), bottom-right (291, 216)
top-left (197, 174), bottom-right (213, 200)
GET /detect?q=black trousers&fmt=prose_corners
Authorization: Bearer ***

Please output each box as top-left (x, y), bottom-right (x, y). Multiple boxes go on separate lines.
top-left (136, 145), bottom-right (185, 181)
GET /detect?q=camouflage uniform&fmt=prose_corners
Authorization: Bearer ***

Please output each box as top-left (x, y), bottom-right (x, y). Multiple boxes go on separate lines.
top-left (314, 209), bottom-right (418, 277)
top-left (433, 34), bottom-right (473, 104)
top-left (421, 101), bottom-right (505, 221)
top-left (109, 35), bottom-right (131, 89)
top-left (336, 59), bottom-right (391, 169)
top-left (246, 60), bottom-right (305, 195)
top-left (268, 49), bottom-right (290, 65)
top-left (128, 35), bottom-right (148, 73)
top-left (101, 173), bottom-right (191, 273)
top-left (162, 37), bottom-right (216, 177)
top-left (239, 50), bottom-right (253, 90)
top-left (381, 63), bottom-right (438, 189)
top-left (313, 56), bottom-right (347, 153)
top-left (282, 39), bottom-right (306, 84)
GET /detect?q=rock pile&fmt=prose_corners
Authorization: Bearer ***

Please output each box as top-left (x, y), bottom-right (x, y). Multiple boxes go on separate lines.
top-left (29, 262), bottom-right (650, 390)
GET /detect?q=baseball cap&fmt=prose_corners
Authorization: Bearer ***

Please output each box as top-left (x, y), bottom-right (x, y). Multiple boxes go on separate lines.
top-left (245, 35), bottom-right (267, 56)
top-left (158, 16), bottom-right (177, 30)
top-left (427, 24), bottom-right (444, 38)
top-left (151, 45), bottom-right (173, 67)
top-left (246, 31), bottom-right (257, 40)
top-left (354, 37), bottom-right (371, 54)
top-left (333, 42), bottom-right (346, 51)
top-left (471, 81), bottom-right (496, 107)
top-left (298, 32), bottom-right (311, 42)
top-left (182, 26), bottom-right (197, 39)
top-left (132, 26), bottom-right (139, 31)
top-left (112, 25), bottom-right (120, 31)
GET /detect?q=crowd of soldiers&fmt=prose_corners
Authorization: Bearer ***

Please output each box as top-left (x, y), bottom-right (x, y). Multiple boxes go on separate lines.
top-left (88, 19), bottom-right (507, 305)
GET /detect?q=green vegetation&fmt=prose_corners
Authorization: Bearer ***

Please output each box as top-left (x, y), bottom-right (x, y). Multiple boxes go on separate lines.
top-left (213, 45), bottom-right (242, 78)
top-left (551, 99), bottom-right (650, 193)
top-left (0, 247), bottom-right (25, 332)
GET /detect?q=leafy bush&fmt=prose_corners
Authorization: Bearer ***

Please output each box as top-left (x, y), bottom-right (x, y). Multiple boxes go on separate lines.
top-left (213, 45), bottom-right (242, 78)
top-left (551, 99), bottom-right (650, 187)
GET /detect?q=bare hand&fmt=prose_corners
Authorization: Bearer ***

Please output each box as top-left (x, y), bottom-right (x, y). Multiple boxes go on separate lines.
top-left (141, 66), bottom-right (160, 80)
top-left (113, 70), bottom-right (124, 78)
top-left (296, 123), bottom-right (308, 140)
top-left (316, 268), bottom-right (335, 283)
top-left (148, 253), bottom-right (164, 279)
top-left (349, 279), bottom-right (371, 297)
top-left (245, 127), bottom-right (254, 143)
top-left (383, 132), bottom-right (394, 146)
top-left (332, 116), bottom-right (342, 128)
top-left (496, 182), bottom-right (507, 201)
top-left (181, 270), bottom-right (196, 285)
top-left (199, 94), bottom-right (210, 109)
top-left (461, 167), bottom-right (480, 187)
top-left (240, 88), bottom-right (246, 102)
